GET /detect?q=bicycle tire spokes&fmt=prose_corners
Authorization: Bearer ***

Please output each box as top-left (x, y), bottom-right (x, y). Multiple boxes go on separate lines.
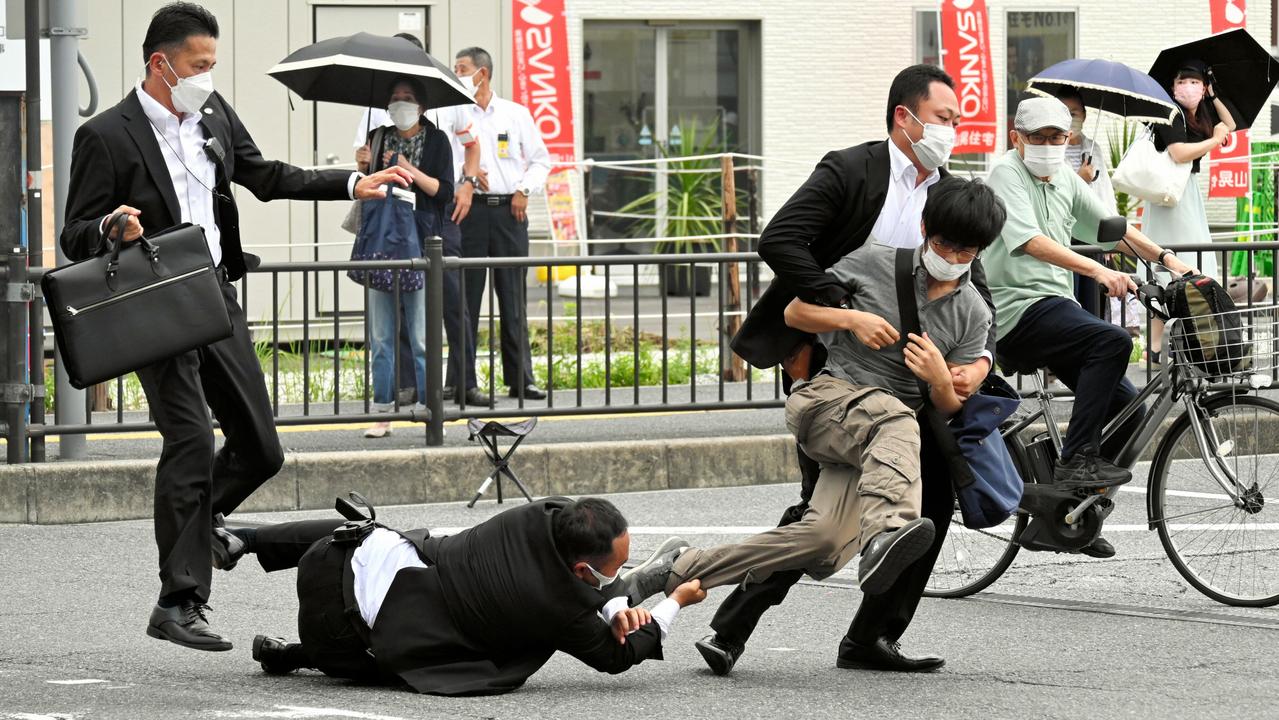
top-left (1153, 394), bottom-right (1279, 607)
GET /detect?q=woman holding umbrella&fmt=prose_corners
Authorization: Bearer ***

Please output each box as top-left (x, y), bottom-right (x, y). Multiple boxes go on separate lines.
top-left (355, 76), bottom-right (454, 438)
top-left (1144, 60), bottom-right (1235, 360)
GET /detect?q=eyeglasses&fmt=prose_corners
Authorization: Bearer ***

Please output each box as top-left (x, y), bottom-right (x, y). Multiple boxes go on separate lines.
top-left (1021, 131), bottom-right (1070, 146)
top-left (929, 238), bottom-right (978, 263)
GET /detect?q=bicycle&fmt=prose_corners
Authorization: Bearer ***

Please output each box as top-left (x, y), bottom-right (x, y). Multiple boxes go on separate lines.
top-left (924, 293), bottom-right (1279, 607)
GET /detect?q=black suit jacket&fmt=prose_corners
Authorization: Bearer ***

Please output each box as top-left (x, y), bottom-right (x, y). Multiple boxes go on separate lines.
top-left (371, 498), bottom-right (663, 696)
top-left (61, 88), bottom-right (352, 280)
top-left (731, 140), bottom-right (996, 369)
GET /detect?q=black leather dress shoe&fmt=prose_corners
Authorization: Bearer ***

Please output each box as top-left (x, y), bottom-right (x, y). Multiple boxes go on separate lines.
top-left (459, 387), bottom-right (491, 406)
top-left (508, 384), bottom-right (547, 400)
top-left (253, 634), bottom-right (300, 675)
top-left (836, 637), bottom-right (944, 672)
top-left (211, 515), bottom-right (246, 571)
top-left (1079, 535), bottom-right (1116, 559)
top-left (442, 386), bottom-right (456, 401)
top-left (695, 634), bottom-right (745, 676)
top-left (147, 601), bottom-right (232, 651)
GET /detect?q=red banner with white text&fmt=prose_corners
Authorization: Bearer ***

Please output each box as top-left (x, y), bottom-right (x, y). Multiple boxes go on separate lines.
top-left (512, 0), bottom-right (581, 250)
top-left (939, 0), bottom-right (997, 153)
top-left (512, 0), bottom-right (576, 166)
top-left (1209, 0), bottom-right (1249, 198)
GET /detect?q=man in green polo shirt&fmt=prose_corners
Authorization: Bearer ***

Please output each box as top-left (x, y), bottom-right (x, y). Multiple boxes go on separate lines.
top-left (984, 97), bottom-right (1197, 557)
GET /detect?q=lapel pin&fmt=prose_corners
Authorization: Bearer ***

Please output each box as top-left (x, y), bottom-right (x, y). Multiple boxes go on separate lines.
top-left (203, 108), bottom-right (213, 114)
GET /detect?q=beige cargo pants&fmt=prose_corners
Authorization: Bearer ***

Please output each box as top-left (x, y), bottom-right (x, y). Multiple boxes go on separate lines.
top-left (667, 374), bottom-right (923, 592)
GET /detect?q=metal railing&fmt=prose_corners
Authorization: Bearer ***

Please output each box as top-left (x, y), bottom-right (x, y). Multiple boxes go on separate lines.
top-left (7, 239), bottom-right (1279, 461)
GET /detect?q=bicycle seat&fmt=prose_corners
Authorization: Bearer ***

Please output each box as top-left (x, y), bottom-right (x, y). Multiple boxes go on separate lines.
top-left (995, 352), bottom-right (1040, 377)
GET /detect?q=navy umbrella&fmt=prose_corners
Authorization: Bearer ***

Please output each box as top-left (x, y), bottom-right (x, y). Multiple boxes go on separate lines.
top-left (267, 32), bottom-right (472, 111)
top-left (1027, 58), bottom-right (1179, 125)
top-left (1149, 28), bottom-right (1279, 131)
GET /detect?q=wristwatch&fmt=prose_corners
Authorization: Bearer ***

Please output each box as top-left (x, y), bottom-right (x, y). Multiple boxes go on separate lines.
top-left (1157, 249), bottom-right (1176, 266)
top-left (461, 175), bottom-right (480, 187)
top-left (517, 187), bottom-right (532, 197)
top-left (1205, 93), bottom-right (1218, 102)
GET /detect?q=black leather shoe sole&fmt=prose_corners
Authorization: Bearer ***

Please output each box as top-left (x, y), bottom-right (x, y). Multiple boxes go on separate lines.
top-left (1079, 537), bottom-right (1116, 559)
top-left (508, 386), bottom-right (547, 400)
top-left (835, 653), bottom-right (944, 672)
top-left (695, 636), bottom-right (742, 676)
top-left (146, 622), bottom-right (232, 652)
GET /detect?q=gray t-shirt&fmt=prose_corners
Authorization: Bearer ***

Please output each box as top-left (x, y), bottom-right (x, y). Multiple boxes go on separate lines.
top-left (816, 242), bottom-right (992, 410)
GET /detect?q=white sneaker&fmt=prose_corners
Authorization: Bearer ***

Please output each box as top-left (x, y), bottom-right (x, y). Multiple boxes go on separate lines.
top-left (363, 422), bottom-right (393, 439)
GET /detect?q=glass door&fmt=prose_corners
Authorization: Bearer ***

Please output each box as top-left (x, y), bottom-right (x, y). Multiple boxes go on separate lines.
top-left (583, 21), bottom-right (758, 247)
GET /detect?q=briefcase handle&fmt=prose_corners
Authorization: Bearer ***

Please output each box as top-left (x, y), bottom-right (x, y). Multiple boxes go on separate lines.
top-left (103, 212), bottom-right (160, 289)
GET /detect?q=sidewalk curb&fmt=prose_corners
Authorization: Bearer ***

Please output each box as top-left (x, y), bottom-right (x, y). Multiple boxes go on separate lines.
top-left (0, 435), bottom-right (801, 525)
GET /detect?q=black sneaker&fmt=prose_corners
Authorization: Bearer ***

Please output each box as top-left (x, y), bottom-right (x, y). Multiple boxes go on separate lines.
top-left (1054, 453), bottom-right (1132, 490)
top-left (618, 536), bottom-right (687, 607)
top-left (695, 634), bottom-right (745, 676)
top-left (857, 518), bottom-right (935, 596)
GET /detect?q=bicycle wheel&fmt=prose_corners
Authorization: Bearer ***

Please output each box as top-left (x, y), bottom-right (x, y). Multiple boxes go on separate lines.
top-left (1150, 393), bottom-right (1279, 607)
top-left (923, 501), bottom-right (1025, 598)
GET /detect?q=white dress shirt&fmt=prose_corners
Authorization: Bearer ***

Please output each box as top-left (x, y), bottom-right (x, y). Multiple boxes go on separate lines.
top-left (599, 594), bottom-right (681, 641)
top-left (351, 528), bottom-right (429, 628)
top-left (868, 139), bottom-right (941, 250)
top-left (462, 95), bottom-right (551, 196)
top-left (135, 82), bottom-right (222, 265)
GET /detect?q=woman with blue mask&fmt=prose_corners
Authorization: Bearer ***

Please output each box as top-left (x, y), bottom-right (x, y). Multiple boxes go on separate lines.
top-left (354, 77), bottom-right (454, 438)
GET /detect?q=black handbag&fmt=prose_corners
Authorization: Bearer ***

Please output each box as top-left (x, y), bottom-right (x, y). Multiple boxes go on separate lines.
top-left (893, 248), bottom-right (1023, 528)
top-left (42, 214), bottom-right (233, 389)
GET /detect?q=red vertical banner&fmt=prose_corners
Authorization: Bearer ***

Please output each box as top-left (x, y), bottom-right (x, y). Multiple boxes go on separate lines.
top-left (939, 0), bottom-right (997, 154)
top-left (512, 0), bottom-right (576, 166)
top-left (1209, 0), bottom-right (1250, 198)
top-left (512, 0), bottom-right (582, 251)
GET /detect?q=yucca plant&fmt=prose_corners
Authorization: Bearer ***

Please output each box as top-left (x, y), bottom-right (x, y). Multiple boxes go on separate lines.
top-left (615, 118), bottom-right (744, 253)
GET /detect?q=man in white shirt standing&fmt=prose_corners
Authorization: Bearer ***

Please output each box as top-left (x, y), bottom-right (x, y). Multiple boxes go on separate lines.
top-left (453, 47), bottom-right (552, 401)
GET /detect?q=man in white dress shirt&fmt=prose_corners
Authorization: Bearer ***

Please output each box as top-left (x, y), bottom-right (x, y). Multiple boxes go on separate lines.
top-left (452, 46), bottom-right (552, 400)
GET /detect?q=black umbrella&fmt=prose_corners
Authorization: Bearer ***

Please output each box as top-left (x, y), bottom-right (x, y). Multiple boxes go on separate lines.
top-left (1149, 27), bottom-right (1279, 130)
top-left (267, 32), bottom-right (473, 111)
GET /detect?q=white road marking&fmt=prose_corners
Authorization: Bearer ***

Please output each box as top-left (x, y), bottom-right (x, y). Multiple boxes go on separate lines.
top-left (44, 679), bottom-right (106, 685)
top-left (213, 707), bottom-right (409, 720)
top-left (432, 523), bottom-right (1279, 537)
top-left (7, 714), bottom-right (79, 720)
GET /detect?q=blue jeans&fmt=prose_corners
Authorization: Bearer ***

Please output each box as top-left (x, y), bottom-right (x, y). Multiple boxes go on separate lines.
top-left (369, 288), bottom-right (426, 410)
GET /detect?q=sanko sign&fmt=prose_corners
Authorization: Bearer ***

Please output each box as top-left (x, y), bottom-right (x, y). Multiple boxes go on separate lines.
top-left (512, 0), bottom-right (577, 165)
top-left (940, 0), bottom-right (997, 154)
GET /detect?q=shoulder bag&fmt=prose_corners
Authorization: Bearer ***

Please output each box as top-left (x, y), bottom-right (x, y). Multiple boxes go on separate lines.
top-left (893, 248), bottom-right (1023, 529)
top-left (1111, 127), bottom-right (1193, 208)
top-left (42, 214), bottom-right (232, 389)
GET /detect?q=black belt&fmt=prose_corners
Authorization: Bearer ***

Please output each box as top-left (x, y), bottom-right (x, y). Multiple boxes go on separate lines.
top-left (476, 193), bottom-right (513, 206)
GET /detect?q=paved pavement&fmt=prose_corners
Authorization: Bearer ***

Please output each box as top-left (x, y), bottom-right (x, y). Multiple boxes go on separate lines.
top-left (2, 478), bottom-right (1277, 720)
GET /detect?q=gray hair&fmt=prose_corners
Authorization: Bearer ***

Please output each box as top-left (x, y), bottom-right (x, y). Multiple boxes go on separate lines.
top-left (456, 46), bottom-right (493, 79)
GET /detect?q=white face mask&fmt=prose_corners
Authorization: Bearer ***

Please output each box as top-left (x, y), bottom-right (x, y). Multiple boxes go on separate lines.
top-left (162, 56), bottom-right (214, 114)
top-left (1021, 141), bottom-right (1067, 178)
top-left (901, 107), bottom-right (955, 172)
top-left (584, 562), bottom-right (619, 589)
top-left (388, 101), bottom-right (421, 131)
top-left (1069, 117), bottom-right (1085, 136)
top-left (922, 242), bottom-right (971, 282)
top-left (457, 71), bottom-right (480, 95)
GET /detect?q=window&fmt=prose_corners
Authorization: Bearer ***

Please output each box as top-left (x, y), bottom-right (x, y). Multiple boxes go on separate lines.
top-left (1006, 12), bottom-right (1077, 132)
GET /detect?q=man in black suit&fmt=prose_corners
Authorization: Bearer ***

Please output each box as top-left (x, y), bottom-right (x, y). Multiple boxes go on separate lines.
top-left (696, 65), bottom-right (997, 674)
top-left (59, 2), bottom-right (411, 652)
top-left (227, 497), bottom-right (705, 695)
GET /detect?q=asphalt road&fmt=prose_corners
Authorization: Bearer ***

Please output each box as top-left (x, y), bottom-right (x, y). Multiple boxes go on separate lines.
top-left (2, 477), bottom-right (1278, 720)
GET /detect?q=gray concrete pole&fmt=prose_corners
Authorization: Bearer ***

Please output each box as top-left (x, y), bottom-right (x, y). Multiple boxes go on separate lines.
top-left (50, 0), bottom-right (86, 458)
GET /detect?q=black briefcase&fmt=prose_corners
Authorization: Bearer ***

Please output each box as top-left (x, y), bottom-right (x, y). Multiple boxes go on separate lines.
top-left (42, 215), bottom-right (233, 389)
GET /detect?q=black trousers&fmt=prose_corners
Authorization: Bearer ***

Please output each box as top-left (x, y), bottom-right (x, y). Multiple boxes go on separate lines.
top-left (709, 419), bottom-right (954, 650)
top-left (256, 519), bottom-right (383, 680)
top-left (460, 200), bottom-right (535, 389)
top-left (394, 211), bottom-right (476, 394)
top-left (135, 281), bottom-right (284, 603)
top-left (997, 297), bottom-right (1142, 461)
